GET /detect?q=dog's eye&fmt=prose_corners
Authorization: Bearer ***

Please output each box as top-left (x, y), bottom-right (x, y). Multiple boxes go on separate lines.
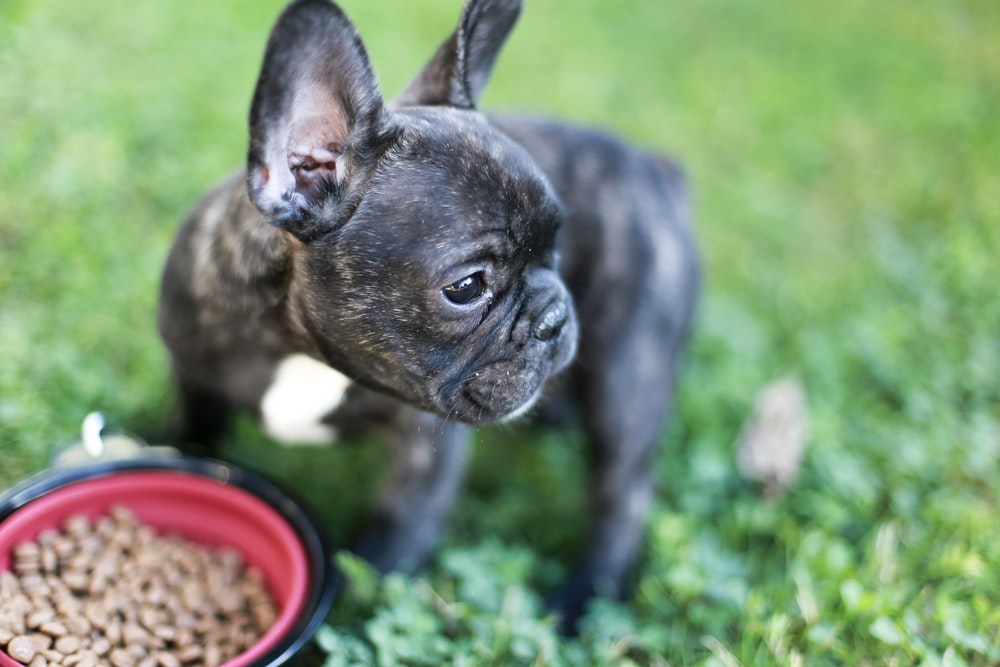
top-left (443, 273), bottom-right (486, 305)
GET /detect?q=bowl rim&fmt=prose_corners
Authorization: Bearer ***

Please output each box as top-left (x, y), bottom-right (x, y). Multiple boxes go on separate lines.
top-left (0, 455), bottom-right (338, 667)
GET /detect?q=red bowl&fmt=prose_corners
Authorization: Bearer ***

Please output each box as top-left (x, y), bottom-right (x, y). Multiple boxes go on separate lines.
top-left (0, 458), bottom-right (336, 667)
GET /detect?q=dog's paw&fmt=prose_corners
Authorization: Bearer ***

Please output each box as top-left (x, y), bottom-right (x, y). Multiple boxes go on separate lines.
top-left (544, 577), bottom-right (598, 636)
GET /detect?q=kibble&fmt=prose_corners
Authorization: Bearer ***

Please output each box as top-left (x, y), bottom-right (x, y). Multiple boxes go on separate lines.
top-left (5, 636), bottom-right (35, 663)
top-left (1, 506), bottom-right (278, 666)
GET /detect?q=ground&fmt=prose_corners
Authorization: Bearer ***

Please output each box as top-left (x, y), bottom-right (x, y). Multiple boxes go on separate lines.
top-left (1, 0), bottom-right (998, 664)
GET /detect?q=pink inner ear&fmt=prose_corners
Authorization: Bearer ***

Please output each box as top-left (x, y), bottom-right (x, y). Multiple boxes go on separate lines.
top-left (286, 114), bottom-right (346, 200)
top-left (289, 146), bottom-right (341, 198)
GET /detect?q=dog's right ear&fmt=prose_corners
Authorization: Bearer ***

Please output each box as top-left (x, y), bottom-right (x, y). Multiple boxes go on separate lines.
top-left (247, 0), bottom-right (390, 237)
top-left (394, 0), bottom-right (522, 109)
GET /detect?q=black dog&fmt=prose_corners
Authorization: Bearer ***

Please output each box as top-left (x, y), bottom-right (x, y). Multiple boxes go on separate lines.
top-left (158, 0), bottom-right (699, 627)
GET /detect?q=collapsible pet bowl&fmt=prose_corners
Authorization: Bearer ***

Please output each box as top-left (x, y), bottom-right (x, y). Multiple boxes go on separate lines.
top-left (0, 456), bottom-right (337, 667)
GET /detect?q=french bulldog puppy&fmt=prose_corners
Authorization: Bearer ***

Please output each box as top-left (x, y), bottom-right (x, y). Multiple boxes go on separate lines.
top-left (158, 0), bottom-right (699, 628)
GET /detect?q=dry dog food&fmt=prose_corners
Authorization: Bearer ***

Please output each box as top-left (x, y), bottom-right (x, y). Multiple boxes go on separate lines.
top-left (0, 506), bottom-right (278, 667)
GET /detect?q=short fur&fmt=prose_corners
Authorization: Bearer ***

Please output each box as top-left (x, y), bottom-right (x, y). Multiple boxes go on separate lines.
top-left (158, 0), bottom-right (699, 629)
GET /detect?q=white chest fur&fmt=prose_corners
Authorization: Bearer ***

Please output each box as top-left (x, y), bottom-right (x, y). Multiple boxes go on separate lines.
top-left (260, 353), bottom-right (352, 445)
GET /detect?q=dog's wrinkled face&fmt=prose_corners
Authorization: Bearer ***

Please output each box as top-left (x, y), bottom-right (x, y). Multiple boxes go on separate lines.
top-left (244, 0), bottom-right (576, 423)
top-left (299, 108), bottom-right (577, 422)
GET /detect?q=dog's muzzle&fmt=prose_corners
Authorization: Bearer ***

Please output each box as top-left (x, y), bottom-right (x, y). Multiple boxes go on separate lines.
top-left (447, 289), bottom-right (577, 424)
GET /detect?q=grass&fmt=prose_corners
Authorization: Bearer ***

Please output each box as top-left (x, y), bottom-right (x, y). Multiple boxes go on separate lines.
top-left (2, 0), bottom-right (999, 664)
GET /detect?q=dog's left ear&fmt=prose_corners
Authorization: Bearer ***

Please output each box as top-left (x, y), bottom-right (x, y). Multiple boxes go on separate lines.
top-left (394, 0), bottom-right (521, 109)
top-left (247, 0), bottom-right (391, 235)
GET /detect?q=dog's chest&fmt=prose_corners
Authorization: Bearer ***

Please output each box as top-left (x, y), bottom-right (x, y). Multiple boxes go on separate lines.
top-left (259, 354), bottom-right (352, 445)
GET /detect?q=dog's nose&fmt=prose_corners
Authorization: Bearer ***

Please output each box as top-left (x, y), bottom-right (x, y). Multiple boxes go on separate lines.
top-left (533, 300), bottom-right (568, 341)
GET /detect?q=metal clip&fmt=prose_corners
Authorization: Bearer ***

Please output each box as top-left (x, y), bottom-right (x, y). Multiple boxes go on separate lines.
top-left (52, 412), bottom-right (179, 468)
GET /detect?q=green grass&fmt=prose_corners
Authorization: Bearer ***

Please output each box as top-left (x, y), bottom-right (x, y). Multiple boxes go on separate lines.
top-left (2, 0), bottom-right (999, 664)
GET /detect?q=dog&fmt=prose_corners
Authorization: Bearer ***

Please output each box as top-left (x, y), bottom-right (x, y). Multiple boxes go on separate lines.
top-left (158, 0), bottom-right (700, 628)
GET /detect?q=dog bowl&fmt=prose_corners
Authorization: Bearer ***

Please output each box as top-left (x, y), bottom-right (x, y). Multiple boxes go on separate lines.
top-left (0, 456), bottom-right (337, 667)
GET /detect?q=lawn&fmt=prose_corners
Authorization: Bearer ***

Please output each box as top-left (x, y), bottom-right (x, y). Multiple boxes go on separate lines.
top-left (2, 0), bottom-right (999, 665)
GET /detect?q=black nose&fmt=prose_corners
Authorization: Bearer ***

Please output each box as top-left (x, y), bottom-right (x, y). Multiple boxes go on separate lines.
top-left (533, 300), bottom-right (568, 341)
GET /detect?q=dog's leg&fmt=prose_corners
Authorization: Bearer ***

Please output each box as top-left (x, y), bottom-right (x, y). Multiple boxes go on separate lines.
top-left (356, 408), bottom-right (469, 574)
top-left (555, 314), bottom-right (691, 631)
top-left (573, 378), bottom-right (670, 624)
top-left (166, 374), bottom-right (233, 450)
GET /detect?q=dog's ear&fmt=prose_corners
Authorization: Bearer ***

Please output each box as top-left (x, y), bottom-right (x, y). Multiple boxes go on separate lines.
top-left (247, 0), bottom-right (391, 236)
top-left (394, 0), bottom-right (521, 109)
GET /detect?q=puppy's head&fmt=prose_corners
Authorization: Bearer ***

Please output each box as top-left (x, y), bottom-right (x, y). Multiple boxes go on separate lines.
top-left (245, 0), bottom-right (577, 423)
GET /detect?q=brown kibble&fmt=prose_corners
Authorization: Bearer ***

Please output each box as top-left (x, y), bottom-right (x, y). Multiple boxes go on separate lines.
top-left (16, 574), bottom-right (45, 594)
top-left (37, 647), bottom-right (64, 663)
top-left (144, 584), bottom-right (167, 607)
top-left (62, 514), bottom-right (91, 536)
top-left (172, 628), bottom-right (195, 648)
top-left (51, 536), bottom-right (76, 560)
top-left (61, 614), bottom-right (91, 636)
top-left (35, 530), bottom-right (59, 547)
top-left (58, 553), bottom-right (87, 574)
top-left (13, 543), bottom-right (41, 560)
top-left (252, 600), bottom-right (278, 631)
top-left (83, 604), bottom-right (110, 630)
top-left (155, 652), bottom-right (181, 667)
top-left (53, 595), bottom-right (83, 618)
top-left (193, 614), bottom-right (218, 635)
top-left (0, 608), bottom-right (27, 635)
top-left (54, 634), bottom-right (83, 654)
top-left (175, 644), bottom-right (202, 664)
top-left (217, 547), bottom-right (244, 571)
top-left (68, 650), bottom-right (101, 667)
top-left (25, 609), bottom-right (55, 629)
top-left (86, 576), bottom-right (108, 597)
top-left (109, 505), bottom-right (138, 526)
top-left (25, 633), bottom-right (53, 650)
top-left (104, 620), bottom-right (123, 644)
top-left (94, 516), bottom-right (115, 539)
top-left (108, 647), bottom-right (137, 667)
top-left (170, 610), bottom-right (196, 632)
top-left (4, 594), bottom-right (34, 617)
top-left (215, 589), bottom-right (244, 615)
top-left (39, 549), bottom-right (57, 575)
top-left (24, 594), bottom-right (50, 613)
top-left (89, 637), bottom-right (111, 656)
top-left (125, 643), bottom-right (148, 660)
top-left (11, 560), bottom-right (39, 578)
top-left (1, 571), bottom-right (21, 598)
top-left (38, 620), bottom-right (68, 637)
top-left (151, 625), bottom-right (176, 642)
top-left (76, 534), bottom-right (105, 556)
top-left (123, 622), bottom-right (162, 649)
top-left (3, 507), bottom-right (276, 667)
top-left (133, 526), bottom-right (156, 549)
top-left (137, 607), bottom-right (163, 632)
top-left (60, 570), bottom-right (89, 594)
top-left (6, 635), bottom-right (37, 663)
top-left (43, 577), bottom-right (66, 599)
top-left (178, 580), bottom-right (205, 612)
top-left (0, 610), bottom-right (22, 633)
top-left (203, 644), bottom-right (223, 667)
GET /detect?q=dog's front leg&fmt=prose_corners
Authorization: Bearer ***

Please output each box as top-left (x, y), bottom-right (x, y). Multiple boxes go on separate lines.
top-left (555, 336), bottom-right (685, 630)
top-left (162, 373), bottom-right (234, 451)
top-left (356, 407), bottom-right (469, 574)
